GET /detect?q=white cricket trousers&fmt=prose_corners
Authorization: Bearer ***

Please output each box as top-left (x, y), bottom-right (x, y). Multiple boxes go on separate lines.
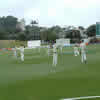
top-left (60, 47), bottom-right (62, 53)
top-left (21, 53), bottom-right (24, 61)
top-left (53, 53), bottom-right (57, 66)
top-left (74, 50), bottom-right (79, 56)
top-left (81, 52), bottom-right (86, 63)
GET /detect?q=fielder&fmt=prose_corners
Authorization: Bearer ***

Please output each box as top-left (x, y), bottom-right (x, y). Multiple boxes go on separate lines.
top-left (47, 45), bottom-right (50, 56)
top-left (74, 44), bottom-right (79, 56)
top-left (60, 45), bottom-right (63, 53)
top-left (20, 46), bottom-right (24, 61)
top-left (53, 44), bottom-right (58, 66)
top-left (47, 44), bottom-right (53, 56)
top-left (80, 40), bottom-right (87, 64)
top-left (13, 46), bottom-right (17, 58)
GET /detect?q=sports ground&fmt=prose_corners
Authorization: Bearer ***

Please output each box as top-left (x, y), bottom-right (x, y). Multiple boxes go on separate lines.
top-left (0, 44), bottom-right (100, 100)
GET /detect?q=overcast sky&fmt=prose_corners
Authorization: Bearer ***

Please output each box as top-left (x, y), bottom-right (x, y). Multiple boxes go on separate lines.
top-left (0, 0), bottom-right (100, 27)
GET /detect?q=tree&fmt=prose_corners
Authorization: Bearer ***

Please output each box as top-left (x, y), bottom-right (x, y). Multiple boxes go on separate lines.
top-left (66, 29), bottom-right (81, 43)
top-left (47, 27), bottom-right (57, 41)
top-left (31, 20), bottom-right (38, 27)
top-left (40, 27), bottom-right (48, 41)
top-left (78, 26), bottom-right (85, 30)
top-left (40, 26), bottom-right (59, 42)
top-left (0, 16), bottom-right (18, 39)
top-left (86, 24), bottom-right (96, 37)
top-left (16, 32), bottom-right (26, 41)
top-left (49, 26), bottom-right (62, 39)
top-left (4, 16), bottom-right (18, 32)
top-left (25, 25), bottom-right (40, 40)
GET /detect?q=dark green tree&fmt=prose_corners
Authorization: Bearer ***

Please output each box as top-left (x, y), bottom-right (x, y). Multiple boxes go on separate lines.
top-left (86, 24), bottom-right (96, 37)
top-left (0, 16), bottom-right (18, 39)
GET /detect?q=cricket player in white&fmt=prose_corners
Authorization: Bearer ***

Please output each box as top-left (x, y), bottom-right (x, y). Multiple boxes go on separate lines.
top-left (47, 45), bottom-right (50, 56)
top-left (74, 44), bottom-right (79, 56)
top-left (13, 47), bottom-right (17, 57)
top-left (48, 44), bottom-right (53, 56)
top-left (20, 46), bottom-right (24, 61)
top-left (60, 45), bottom-right (63, 53)
top-left (80, 40), bottom-right (87, 64)
top-left (53, 44), bottom-right (57, 66)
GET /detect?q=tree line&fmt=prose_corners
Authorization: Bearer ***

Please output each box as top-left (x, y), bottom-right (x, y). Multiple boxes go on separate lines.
top-left (0, 16), bottom-right (96, 42)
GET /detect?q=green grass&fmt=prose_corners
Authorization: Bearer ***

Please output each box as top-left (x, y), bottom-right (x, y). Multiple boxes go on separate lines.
top-left (0, 44), bottom-right (100, 100)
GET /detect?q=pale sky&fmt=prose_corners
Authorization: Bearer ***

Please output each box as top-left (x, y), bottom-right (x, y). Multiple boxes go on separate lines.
top-left (0, 0), bottom-right (100, 27)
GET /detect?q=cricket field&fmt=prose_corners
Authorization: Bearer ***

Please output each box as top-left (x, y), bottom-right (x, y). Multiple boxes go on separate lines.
top-left (0, 44), bottom-right (100, 100)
